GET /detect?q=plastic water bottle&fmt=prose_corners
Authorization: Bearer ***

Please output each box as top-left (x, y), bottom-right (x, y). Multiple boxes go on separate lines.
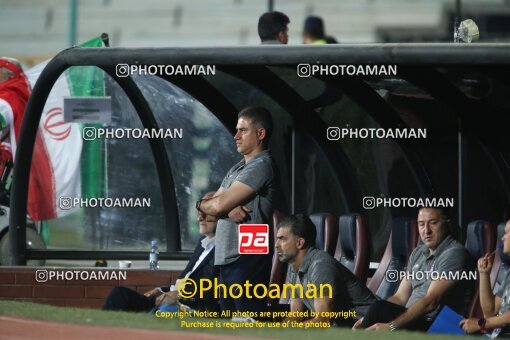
top-left (149, 240), bottom-right (159, 270)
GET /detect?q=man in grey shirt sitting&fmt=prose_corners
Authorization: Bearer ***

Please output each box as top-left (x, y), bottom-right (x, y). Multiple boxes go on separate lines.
top-left (276, 214), bottom-right (376, 327)
top-left (354, 206), bottom-right (475, 331)
top-left (460, 219), bottom-right (510, 335)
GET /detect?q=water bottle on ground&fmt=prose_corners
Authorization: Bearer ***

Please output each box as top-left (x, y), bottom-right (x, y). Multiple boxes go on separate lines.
top-left (149, 240), bottom-right (159, 270)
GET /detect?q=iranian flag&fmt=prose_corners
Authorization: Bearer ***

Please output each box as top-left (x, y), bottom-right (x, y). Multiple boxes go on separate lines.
top-left (25, 36), bottom-right (104, 220)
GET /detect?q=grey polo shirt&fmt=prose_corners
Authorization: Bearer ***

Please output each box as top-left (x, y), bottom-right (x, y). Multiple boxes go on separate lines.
top-left (406, 235), bottom-right (475, 319)
top-left (289, 247), bottom-right (376, 320)
top-left (496, 271), bottom-right (510, 315)
top-left (494, 271), bottom-right (510, 336)
top-left (214, 150), bottom-right (275, 266)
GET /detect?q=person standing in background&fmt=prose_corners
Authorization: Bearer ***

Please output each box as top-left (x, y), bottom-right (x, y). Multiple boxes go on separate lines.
top-left (258, 11), bottom-right (290, 44)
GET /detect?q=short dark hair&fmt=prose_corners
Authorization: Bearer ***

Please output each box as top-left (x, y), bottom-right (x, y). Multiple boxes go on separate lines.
top-left (303, 16), bottom-right (325, 39)
top-left (418, 206), bottom-right (453, 233)
top-left (418, 205), bottom-right (450, 220)
top-left (277, 214), bottom-right (317, 248)
top-left (238, 106), bottom-right (273, 142)
top-left (258, 11), bottom-right (290, 42)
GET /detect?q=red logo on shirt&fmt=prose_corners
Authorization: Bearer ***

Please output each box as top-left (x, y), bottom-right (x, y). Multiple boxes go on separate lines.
top-left (238, 224), bottom-right (269, 254)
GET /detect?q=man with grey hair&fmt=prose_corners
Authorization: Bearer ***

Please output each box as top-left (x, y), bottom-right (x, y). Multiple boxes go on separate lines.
top-left (103, 192), bottom-right (220, 312)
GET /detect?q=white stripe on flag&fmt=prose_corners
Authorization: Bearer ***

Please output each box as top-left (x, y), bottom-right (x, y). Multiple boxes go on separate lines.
top-left (26, 61), bottom-right (82, 218)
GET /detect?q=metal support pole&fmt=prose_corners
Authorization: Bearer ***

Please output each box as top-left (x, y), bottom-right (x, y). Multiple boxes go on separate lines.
top-left (458, 117), bottom-right (466, 242)
top-left (291, 128), bottom-right (296, 214)
top-left (69, 0), bottom-right (78, 46)
top-left (456, 0), bottom-right (462, 21)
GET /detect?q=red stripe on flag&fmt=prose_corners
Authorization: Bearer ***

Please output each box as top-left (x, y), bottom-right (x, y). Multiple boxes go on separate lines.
top-left (27, 132), bottom-right (56, 220)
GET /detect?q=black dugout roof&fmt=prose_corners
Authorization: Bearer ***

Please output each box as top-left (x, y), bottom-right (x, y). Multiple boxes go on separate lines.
top-left (54, 44), bottom-right (510, 65)
top-left (9, 44), bottom-right (510, 264)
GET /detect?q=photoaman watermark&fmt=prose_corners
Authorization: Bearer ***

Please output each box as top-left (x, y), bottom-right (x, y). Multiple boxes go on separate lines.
top-left (177, 277), bottom-right (332, 300)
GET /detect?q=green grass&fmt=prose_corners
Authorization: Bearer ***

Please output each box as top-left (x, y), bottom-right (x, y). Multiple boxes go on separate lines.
top-left (0, 300), bottom-right (461, 339)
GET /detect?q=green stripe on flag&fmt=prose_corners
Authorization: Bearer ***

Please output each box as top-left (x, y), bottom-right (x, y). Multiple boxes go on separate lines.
top-left (66, 36), bottom-right (105, 199)
top-left (79, 36), bottom-right (104, 48)
top-left (0, 114), bottom-right (6, 129)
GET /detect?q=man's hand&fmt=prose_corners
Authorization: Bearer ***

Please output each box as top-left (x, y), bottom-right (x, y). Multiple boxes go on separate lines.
top-left (143, 288), bottom-right (161, 297)
top-left (155, 293), bottom-right (166, 306)
top-left (155, 291), bottom-right (178, 306)
top-left (478, 252), bottom-right (495, 274)
top-left (164, 291), bottom-right (178, 304)
top-left (459, 318), bottom-right (481, 334)
top-left (389, 279), bottom-right (456, 329)
top-left (199, 182), bottom-right (255, 217)
top-left (170, 290), bottom-right (178, 300)
top-left (367, 323), bottom-right (390, 331)
top-left (352, 317), bottom-right (364, 329)
top-left (228, 205), bottom-right (252, 223)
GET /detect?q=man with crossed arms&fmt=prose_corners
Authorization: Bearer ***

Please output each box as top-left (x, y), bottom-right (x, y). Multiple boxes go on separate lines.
top-left (197, 106), bottom-right (277, 314)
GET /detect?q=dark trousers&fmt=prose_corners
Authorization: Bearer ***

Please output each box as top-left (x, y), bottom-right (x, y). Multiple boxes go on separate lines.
top-left (218, 254), bottom-right (272, 314)
top-left (102, 286), bottom-right (156, 312)
top-left (360, 300), bottom-right (432, 331)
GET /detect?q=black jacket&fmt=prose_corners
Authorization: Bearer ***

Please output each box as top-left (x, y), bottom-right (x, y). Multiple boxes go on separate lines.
top-left (162, 236), bottom-right (219, 311)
